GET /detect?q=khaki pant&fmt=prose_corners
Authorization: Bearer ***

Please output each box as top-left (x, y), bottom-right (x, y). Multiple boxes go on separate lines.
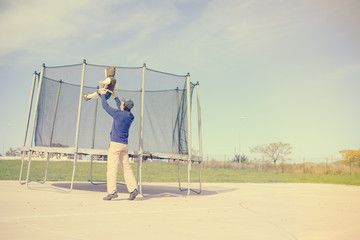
top-left (107, 141), bottom-right (137, 194)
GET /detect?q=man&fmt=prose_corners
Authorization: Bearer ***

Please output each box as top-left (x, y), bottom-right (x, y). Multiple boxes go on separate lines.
top-left (99, 88), bottom-right (138, 201)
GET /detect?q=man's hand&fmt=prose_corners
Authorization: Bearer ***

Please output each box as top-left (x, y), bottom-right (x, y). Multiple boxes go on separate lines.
top-left (112, 91), bottom-right (117, 98)
top-left (98, 81), bottom-right (103, 84)
top-left (98, 88), bottom-right (106, 95)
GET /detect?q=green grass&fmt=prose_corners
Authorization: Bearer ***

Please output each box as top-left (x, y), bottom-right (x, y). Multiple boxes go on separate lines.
top-left (201, 168), bottom-right (360, 186)
top-left (1, 160), bottom-right (360, 186)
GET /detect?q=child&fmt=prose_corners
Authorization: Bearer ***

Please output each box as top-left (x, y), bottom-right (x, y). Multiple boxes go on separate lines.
top-left (83, 66), bottom-right (118, 101)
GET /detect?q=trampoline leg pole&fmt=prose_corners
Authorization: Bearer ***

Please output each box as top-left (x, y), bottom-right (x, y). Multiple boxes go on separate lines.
top-left (19, 151), bottom-right (26, 184)
top-left (139, 155), bottom-right (143, 195)
top-left (44, 152), bottom-right (50, 183)
top-left (25, 151), bottom-right (33, 189)
top-left (187, 160), bottom-right (191, 196)
top-left (178, 160), bottom-right (182, 190)
top-left (199, 161), bottom-right (202, 194)
top-left (178, 160), bottom-right (188, 192)
top-left (90, 155), bottom-right (94, 184)
top-left (136, 156), bottom-right (139, 184)
top-left (69, 154), bottom-right (77, 192)
top-left (179, 159), bottom-right (202, 194)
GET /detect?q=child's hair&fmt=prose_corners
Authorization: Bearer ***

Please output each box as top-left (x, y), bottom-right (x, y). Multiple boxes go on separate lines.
top-left (106, 66), bottom-right (116, 77)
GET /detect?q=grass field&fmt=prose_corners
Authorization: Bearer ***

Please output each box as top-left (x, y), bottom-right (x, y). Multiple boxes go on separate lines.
top-left (1, 160), bottom-right (360, 186)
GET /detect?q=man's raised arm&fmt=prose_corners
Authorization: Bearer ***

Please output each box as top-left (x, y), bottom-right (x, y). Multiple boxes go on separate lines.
top-left (100, 89), bottom-right (117, 118)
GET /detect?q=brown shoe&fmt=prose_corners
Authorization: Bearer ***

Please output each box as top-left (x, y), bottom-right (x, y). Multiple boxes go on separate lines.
top-left (82, 93), bottom-right (89, 101)
top-left (103, 192), bottom-right (118, 200)
top-left (128, 189), bottom-right (138, 200)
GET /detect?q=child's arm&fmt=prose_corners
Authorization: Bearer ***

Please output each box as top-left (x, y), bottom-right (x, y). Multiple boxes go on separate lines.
top-left (100, 77), bottom-right (112, 89)
top-left (101, 93), bottom-right (117, 118)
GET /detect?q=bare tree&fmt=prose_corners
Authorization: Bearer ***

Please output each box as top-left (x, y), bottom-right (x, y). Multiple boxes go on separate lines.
top-left (251, 142), bottom-right (292, 164)
top-left (6, 148), bottom-right (17, 156)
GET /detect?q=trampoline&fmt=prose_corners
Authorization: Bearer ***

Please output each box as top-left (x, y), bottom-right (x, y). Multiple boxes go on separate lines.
top-left (19, 60), bottom-right (203, 195)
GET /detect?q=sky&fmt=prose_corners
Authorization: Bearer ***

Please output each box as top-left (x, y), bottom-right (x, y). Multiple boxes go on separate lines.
top-left (0, 0), bottom-right (359, 163)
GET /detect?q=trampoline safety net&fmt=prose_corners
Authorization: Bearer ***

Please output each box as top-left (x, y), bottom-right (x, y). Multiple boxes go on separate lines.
top-left (33, 63), bottom-right (196, 155)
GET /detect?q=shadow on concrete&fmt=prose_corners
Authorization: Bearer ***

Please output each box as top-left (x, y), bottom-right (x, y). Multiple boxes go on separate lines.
top-left (51, 182), bottom-right (236, 200)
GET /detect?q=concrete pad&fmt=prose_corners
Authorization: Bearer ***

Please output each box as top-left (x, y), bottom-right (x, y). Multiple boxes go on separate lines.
top-left (0, 181), bottom-right (359, 240)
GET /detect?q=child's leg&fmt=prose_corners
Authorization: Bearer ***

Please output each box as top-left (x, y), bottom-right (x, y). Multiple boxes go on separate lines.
top-left (86, 91), bottom-right (101, 99)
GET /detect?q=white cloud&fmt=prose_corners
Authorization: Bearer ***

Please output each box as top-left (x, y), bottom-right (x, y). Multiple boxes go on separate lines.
top-left (139, 0), bottom-right (305, 67)
top-left (0, 0), bottom-right (182, 64)
top-left (0, 1), bottom-right (82, 56)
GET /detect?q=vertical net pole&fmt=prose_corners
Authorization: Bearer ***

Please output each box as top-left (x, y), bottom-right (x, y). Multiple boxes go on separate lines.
top-left (196, 82), bottom-right (203, 192)
top-left (26, 65), bottom-right (45, 187)
top-left (49, 80), bottom-right (62, 147)
top-left (176, 87), bottom-right (181, 153)
top-left (90, 88), bottom-right (99, 183)
top-left (44, 79), bottom-right (63, 182)
top-left (176, 87), bottom-right (183, 191)
top-left (70, 59), bottom-right (87, 191)
top-left (186, 73), bottom-right (192, 195)
top-left (19, 71), bottom-right (37, 183)
top-left (138, 63), bottom-right (146, 195)
top-left (91, 88), bottom-right (99, 149)
top-left (196, 83), bottom-right (203, 159)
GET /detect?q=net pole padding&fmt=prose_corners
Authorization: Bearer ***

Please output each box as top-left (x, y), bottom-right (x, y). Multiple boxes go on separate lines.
top-left (70, 59), bottom-right (87, 191)
top-left (91, 86), bottom-right (99, 149)
top-left (90, 86), bottom-right (99, 184)
top-left (26, 65), bottom-right (45, 188)
top-left (44, 79), bottom-right (63, 182)
top-left (186, 73), bottom-right (192, 196)
top-left (196, 82), bottom-right (203, 193)
top-left (138, 63), bottom-right (146, 195)
top-left (196, 83), bottom-right (203, 159)
top-left (19, 71), bottom-right (37, 184)
top-left (176, 87), bottom-right (181, 152)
